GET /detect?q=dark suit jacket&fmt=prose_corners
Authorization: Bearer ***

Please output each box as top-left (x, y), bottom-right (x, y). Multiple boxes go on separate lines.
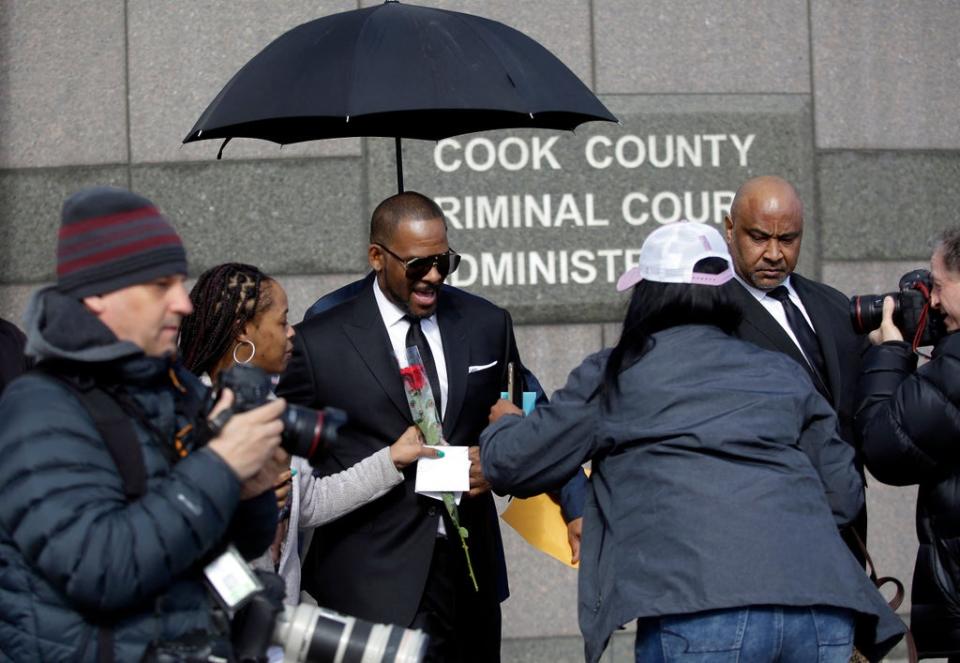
top-left (276, 279), bottom-right (522, 627)
top-left (730, 273), bottom-right (866, 448)
top-left (303, 272), bottom-right (589, 522)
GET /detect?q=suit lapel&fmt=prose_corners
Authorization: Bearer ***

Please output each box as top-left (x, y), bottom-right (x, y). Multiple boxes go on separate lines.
top-left (343, 286), bottom-right (411, 422)
top-left (732, 281), bottom-right (811, 367)
top-left (792, 274), bottom-right (843, 405)
top-left (437, 290), bottom-right (469, 438)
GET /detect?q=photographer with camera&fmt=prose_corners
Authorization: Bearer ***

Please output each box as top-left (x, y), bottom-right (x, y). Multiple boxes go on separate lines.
top-left (856, 228), bottom-right (960, 659)
top-left (0, 187), bottom-right (286, 661)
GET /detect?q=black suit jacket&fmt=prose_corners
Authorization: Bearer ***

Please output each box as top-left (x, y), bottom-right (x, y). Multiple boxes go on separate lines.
top-left (730, 273), bottom-right (866, 448)
top-left (276, 280), bottom-right (521, 627)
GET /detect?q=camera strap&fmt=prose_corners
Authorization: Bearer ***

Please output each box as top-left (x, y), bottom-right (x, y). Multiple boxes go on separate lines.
top-left (909, 281), bottom-right (933, 352)
top-left (33, 366), bottom-right (147, 500)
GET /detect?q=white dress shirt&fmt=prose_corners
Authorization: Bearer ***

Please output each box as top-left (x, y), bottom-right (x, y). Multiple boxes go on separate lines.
top-left (735, 273), bottom-right (819, 366)
top-left (372, 278), bottom-right (449, 420)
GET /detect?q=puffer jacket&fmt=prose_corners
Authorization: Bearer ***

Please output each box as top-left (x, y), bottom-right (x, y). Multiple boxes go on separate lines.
top-left (856, 333), bottom-right (960, 657)
top-left (0, 288), bottom-right (277, 662)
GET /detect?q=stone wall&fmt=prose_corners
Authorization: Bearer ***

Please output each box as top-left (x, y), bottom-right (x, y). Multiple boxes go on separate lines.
top-left (3, 1), bottom-right (959, 659)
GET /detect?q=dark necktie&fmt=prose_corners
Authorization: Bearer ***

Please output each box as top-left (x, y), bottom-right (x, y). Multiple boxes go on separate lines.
top-left (405, 316), bottom-right (443, 419)
top-left (766, 286), bottom-right (830, 396)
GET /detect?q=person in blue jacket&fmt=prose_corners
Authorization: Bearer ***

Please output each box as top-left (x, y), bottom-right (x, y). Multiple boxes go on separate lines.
top-left (0, 187), bottom-right (286, 661)
top-left (480, 221), bottom-right (905, 663)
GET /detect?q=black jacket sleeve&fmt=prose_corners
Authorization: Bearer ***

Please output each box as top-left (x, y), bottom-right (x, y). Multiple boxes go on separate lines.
top-left (856, 335), bottom-right (960, 486)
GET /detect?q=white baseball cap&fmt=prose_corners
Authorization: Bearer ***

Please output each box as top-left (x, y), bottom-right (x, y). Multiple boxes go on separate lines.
top-left (616, 221), bottom-right (734, 291)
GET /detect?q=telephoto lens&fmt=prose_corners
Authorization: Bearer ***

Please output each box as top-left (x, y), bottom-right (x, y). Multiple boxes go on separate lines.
top-left (280, 404), bottom-right (346, 465)
top-left (849, 292), bottom-right (897, 335)
top-left (214, 364), bottom-right (346, 465)
top-left (273, 603), bottom-right (428, 663)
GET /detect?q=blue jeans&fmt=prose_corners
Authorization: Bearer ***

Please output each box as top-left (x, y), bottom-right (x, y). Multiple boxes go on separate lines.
top-left (634, 606), bottom-right (854, 663)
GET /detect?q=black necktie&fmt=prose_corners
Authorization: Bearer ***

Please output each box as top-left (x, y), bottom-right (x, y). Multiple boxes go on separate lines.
top-left (405, 316), bottom-right (443, 419)
top-left (766, 286), bottom-right (830, 396)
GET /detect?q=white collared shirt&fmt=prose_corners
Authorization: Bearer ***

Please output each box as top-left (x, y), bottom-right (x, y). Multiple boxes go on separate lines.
top-left (372, 277), bottom-right (449, 420)
top-left (735, 273), bottom-right (818, 365)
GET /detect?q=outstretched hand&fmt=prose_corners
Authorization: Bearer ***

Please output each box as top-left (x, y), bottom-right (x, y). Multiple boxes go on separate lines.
top-left (390, 425), bottom-right (443, 469)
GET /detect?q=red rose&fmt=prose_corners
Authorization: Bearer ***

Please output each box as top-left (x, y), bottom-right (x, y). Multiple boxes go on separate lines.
top-left (400, 364), bottom-right (427, 391)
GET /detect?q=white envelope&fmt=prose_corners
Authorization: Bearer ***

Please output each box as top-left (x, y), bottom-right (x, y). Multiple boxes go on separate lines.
top-left (415, 446), bottom-right (470, 494)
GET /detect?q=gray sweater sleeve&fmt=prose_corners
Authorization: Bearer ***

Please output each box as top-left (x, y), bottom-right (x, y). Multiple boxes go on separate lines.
top-left (296, 447), bottom-right (403, 528)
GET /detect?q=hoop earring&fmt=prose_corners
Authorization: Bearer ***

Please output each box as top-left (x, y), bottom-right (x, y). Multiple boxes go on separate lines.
top-left (233, 339), bottom-right (256, 364)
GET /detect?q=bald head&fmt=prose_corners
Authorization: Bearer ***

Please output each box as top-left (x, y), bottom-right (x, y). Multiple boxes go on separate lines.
top-left (724, 176), bottom-right (804, 290)
top-left (370, 191), bottom-right (446, 246)
top-left (729, 176), bottom-right (803, 224)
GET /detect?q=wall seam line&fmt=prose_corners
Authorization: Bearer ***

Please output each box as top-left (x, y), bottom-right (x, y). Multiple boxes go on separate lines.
top-left (123, 0), bottom-right (133, 189)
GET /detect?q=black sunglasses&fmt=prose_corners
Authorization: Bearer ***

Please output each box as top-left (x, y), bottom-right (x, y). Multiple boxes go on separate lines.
top-left (375, 243), bottom-right (461, 280)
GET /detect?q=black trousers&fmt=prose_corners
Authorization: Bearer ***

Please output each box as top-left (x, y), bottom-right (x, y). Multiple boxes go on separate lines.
top-left (410, 536), bottom-right (501, 663)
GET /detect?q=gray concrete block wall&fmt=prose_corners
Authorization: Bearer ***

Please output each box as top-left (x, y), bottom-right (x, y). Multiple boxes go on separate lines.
top-left (818, 151), bottom-right (960, 261)
top-left (594, 0), bottom-right (810, 94)
top-left (811, 0), bottom-right (960, 150)
top-left (3, 1), bottom-right (959, 660)
top-left (127, 0), bottom-right (361, 164)
top-left (0, 2), bottom-right (127, 169)
top-left (0, 166), bottom-right (129, 283)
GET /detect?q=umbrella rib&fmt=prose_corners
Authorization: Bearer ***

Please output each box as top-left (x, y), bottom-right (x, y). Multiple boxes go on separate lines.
top-left (447, 11), bottom-right (533, 114)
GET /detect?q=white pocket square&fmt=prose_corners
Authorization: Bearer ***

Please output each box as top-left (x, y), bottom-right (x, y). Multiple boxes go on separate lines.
top-left (467, 360), bottom-right (498, 374)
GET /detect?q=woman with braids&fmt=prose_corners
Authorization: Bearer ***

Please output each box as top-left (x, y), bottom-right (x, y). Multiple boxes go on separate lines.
top-left (479, 223), bottom-right (904, 663)
top-left (179, 263), bottom-right (438, 605)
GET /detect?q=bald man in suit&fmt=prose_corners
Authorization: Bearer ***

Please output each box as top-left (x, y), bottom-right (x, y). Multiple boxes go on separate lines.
top-left (724, 176), bottom-right (868, 562)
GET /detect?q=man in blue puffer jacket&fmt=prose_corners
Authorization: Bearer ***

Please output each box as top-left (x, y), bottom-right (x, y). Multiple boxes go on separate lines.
top-left (856, 227), bottom-right (960, 659)
top-left (0, 187), bottom-right (286, 661)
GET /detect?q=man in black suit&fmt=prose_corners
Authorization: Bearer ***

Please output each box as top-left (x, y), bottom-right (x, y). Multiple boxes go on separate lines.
top-left (277, 192), bottom-right (527, 663)
top-left (724, 175), bottom-right (868, 559)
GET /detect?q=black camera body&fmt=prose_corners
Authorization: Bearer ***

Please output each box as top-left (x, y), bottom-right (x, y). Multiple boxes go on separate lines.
top-left (850, 269), bottom-right (946, 347)
top-left (216, 364), bottom-right (346, 464)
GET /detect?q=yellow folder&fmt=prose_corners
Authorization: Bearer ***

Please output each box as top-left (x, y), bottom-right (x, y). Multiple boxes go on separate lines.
top-left (501, 492), bottom-right (578, 569)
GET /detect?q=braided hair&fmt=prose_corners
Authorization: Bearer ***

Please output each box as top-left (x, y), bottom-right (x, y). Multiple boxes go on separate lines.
top-left (179, 263), bottom-right (274, 377)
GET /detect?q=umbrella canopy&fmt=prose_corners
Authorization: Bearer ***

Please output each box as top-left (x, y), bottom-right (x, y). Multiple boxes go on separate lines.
top-left (184, 0), bottom-right (617, 190)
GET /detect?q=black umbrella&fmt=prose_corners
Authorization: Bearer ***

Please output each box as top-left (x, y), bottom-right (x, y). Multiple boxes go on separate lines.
top-left (184, 0), bottom-right (617, 191)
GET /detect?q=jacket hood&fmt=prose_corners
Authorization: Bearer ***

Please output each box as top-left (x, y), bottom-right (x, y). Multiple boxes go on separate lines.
top-left (23, 286), bottom-right (145, 365)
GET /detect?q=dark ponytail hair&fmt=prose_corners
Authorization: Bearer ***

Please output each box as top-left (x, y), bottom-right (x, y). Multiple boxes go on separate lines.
top-left (179, 263), bottom-right (274, 376)
top-left (603, 257), bottom-right (742, 400)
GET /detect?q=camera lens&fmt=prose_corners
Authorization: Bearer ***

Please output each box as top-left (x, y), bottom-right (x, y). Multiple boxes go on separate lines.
top-left (280, 405), bottom-right (346, 464)
top-left (274, 603), bottom-right (428, 663)
top-left (850, 294), bottom-right (882, 334)
top-left (849, 292), bottom-right (900, 335)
